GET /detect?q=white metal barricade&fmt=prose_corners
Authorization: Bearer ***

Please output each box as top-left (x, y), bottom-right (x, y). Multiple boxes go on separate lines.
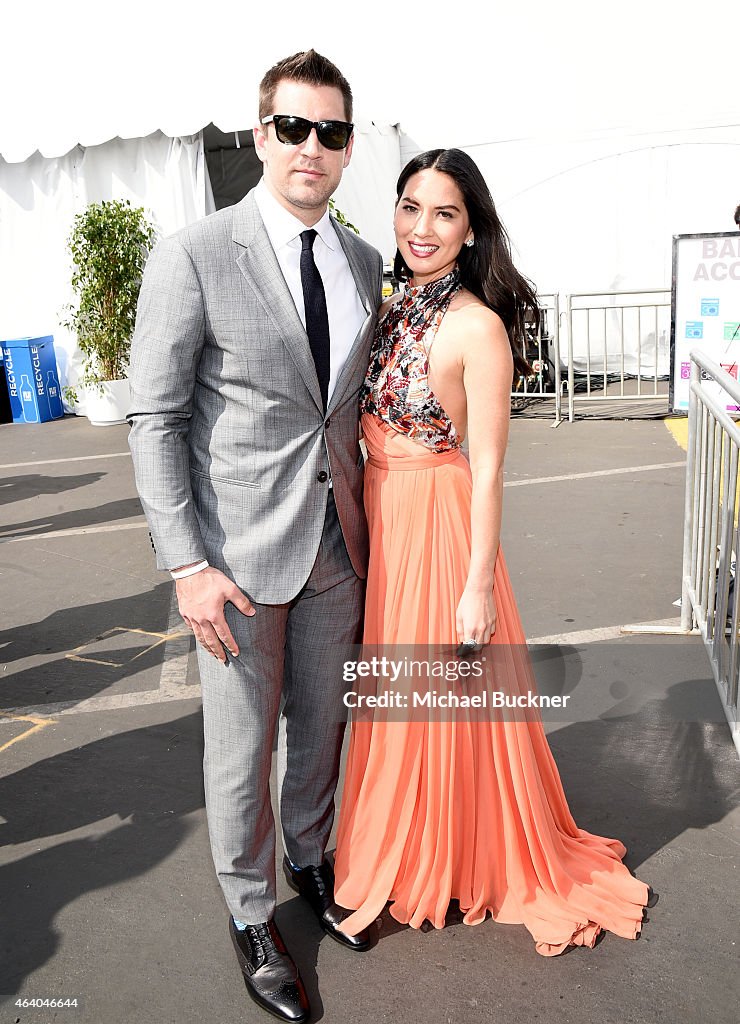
top-left (565, 290), bottom-right (671, 422)
top-left (680, 350), bottom-right (740, 754)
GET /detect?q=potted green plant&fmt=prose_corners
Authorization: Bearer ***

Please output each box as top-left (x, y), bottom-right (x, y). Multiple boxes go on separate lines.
top-left (63, 199), bottom-right (155, 425)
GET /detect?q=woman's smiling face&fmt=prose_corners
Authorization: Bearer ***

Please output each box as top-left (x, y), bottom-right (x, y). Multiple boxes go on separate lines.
top-left (394, 168), bottom-right (472, 285)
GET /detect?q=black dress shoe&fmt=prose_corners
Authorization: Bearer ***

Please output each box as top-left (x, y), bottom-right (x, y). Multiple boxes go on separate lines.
top-left (283, 856), bottom-right (375, 952)
top-left (229, 916), bottom-right (310, 1023)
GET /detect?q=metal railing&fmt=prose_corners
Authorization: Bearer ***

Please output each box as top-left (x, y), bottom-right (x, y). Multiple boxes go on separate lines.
top-left (565, 290), bottom-right (671, 422)
top-left (681, 350), bottom-right (740, 754)
top-left (509, 293), bottom-right (562, 420)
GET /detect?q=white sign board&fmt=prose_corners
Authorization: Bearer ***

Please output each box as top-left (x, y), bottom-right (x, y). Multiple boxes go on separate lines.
top-left (670, 232), bottom-right (740, 413)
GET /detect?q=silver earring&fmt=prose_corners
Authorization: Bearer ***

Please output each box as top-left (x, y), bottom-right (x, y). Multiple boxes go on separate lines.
top-left (464, 237), bottom-right (474, 248)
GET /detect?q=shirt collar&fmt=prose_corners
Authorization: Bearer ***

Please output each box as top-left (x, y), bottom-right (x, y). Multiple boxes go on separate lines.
top-left (255, 178), bottom-right (336, 252)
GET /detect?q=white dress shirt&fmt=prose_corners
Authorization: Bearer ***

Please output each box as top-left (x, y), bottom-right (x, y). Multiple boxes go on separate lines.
top-left (254, 178), bottom-right (368, 406)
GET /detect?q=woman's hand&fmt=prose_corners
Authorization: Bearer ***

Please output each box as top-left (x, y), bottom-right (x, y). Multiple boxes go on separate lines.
top-left (455, 586), bottom-right (497, 647)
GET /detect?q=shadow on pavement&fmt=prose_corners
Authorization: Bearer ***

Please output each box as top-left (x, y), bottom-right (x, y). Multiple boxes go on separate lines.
top-left (1, 642), bottom-right (173, 710)
top-left (0, 496), bottom-right (145, 539)
top-left (0, 472), bottom-right (106, 508)
top-left (0, 582), bottom-right (172, 667)
top-left (0, 582), bottom-right (175, 712)
top-left (0, 710), bottom-right (205, 994)
top-left (546, 676), bottom-right (739, 873)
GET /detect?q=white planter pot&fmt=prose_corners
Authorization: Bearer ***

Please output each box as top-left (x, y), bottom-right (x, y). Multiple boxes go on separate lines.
top-left (85, 378), bottom-right (130, 426)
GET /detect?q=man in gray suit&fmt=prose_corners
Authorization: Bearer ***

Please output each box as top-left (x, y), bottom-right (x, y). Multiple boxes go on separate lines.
top-left (128, 50), bottom-right (382, 1023)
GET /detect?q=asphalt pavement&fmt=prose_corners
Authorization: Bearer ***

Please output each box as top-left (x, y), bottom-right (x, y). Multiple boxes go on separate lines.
top-left (0, 411), bottom-right (737, 1024)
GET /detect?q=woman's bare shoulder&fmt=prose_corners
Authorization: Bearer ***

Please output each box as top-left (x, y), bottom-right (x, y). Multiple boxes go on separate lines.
top-left (447, 289), bottom-right (508, 345)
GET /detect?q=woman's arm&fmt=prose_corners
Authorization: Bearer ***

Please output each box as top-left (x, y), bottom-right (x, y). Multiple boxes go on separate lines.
top-left (455, 305), bottom-right (513, 644)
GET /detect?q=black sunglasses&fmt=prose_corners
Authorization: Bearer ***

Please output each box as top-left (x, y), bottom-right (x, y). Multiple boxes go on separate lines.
top-left (260, 114), bottom-right (354, 151)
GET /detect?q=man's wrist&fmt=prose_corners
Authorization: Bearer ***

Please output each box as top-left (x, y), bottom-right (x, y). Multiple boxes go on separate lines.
top-left (170, 560), bottom-right (210, 580)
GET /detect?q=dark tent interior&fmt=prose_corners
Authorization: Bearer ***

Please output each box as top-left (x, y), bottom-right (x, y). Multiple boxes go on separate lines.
top-left (204, 124), bottom-right (261, 210)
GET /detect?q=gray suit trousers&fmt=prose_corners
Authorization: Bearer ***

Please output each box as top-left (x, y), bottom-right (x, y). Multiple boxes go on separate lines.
top-left (199, 490), bottom-right (364, 924)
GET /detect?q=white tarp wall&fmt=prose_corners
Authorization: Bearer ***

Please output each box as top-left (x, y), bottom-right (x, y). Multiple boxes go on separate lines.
top-left (0, 133), bottom-right (209, 406)
top-left (0, 123), bottom-right (401, 407)
top-left (333, 122), bottom-right (400, 261)
top-left (401, 122), bottom-right (740, 374)
top-left (458, 124), bottom-right (740, 297)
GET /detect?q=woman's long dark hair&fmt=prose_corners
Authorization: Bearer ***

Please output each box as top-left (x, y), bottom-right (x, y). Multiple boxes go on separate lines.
top-left (393, 148), bottom-right (539, 378)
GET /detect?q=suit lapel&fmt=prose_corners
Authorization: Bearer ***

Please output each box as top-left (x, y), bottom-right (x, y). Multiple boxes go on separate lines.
top-left (328, 219), bottom-right (377, 414)
top-left (332, 218), bottom-right (374, 316)
top-left (233, 192), bottom-right (324, 413)
top-left (232, 192), bottom-right (378, 417)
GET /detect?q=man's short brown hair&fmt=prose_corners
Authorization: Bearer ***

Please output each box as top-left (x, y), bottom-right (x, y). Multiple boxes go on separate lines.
top-left (258, 49), bottom-right (353, 122)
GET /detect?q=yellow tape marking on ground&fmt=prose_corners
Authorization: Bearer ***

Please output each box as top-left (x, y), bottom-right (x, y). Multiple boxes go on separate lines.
top-left (65, 626), bottom-right (189, 668)
top-left (66, 654), bottom-right (128, 667)
top-left (665, 416), bottom-right (688, 452)
top-left (0, 714), bottom-right (54, 754)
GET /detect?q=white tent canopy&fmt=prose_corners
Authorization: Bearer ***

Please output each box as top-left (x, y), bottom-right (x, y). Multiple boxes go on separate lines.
top-left (3, 0), bottom-right (738, 160)
top-left (1, 0), bottom-right (739, 393)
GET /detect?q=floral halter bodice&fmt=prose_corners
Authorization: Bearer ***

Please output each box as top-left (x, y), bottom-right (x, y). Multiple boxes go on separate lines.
top-left (360, 269), bottom-right (462, 453)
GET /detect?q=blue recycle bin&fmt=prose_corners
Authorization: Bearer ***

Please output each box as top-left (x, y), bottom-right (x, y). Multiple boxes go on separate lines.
top-left (0, 349), bottom-right (12, 423)
top-left (0, 336), bottom-right (64, 423)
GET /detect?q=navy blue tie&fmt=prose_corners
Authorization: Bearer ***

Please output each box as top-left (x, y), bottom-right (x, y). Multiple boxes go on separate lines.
top-left (300, 229), bottom-right (330, 411)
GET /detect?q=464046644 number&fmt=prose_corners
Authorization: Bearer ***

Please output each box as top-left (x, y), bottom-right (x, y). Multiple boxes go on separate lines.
top-left (14, 998), bottom-right (79, 1008)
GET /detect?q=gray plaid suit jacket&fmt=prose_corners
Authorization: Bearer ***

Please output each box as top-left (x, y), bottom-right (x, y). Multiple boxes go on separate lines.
top-left (127, 189), bottom-right (383, 603)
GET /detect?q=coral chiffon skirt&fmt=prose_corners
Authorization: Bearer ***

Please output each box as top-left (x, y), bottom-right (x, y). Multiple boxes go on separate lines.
top-left (333, 413), bottom-right (649, 956)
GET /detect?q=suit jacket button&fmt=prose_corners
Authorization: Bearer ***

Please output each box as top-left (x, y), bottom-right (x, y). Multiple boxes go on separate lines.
top-left (325, 418), bottom-right (331, 428)
top-left (317, 470), bottom-right (329, 483)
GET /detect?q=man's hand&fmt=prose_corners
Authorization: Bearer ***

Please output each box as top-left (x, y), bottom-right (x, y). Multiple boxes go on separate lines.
top-left (175, 567), bottom-right (255, 663)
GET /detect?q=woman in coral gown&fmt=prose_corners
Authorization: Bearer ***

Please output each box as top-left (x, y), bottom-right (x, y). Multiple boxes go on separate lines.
top-left (333, 148), bottom-right (654, 956)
